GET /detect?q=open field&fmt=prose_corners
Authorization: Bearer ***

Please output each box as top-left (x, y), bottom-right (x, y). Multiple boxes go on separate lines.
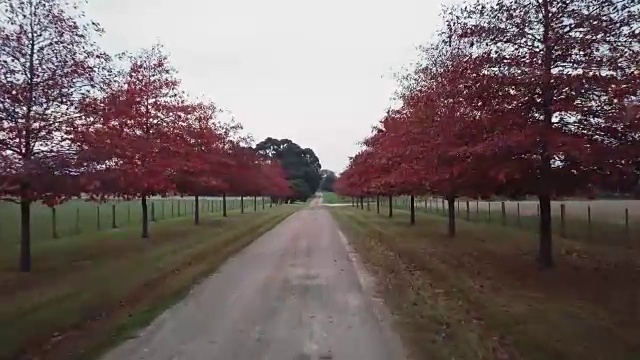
top-left (349, 196), bottom-right (640, 245)
top-left (0, 204), bottom-right (296, 360)
top-left (331, 206), bottom-right (640, 360)
top-left (0, 196), bottom-right (269, 251)
top-left (451, 198), bottom-right (640, 225)
top-left (318, 191), bottom-right (351, 204)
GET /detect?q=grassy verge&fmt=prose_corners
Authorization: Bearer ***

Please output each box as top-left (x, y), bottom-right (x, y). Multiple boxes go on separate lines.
top-left (330, 206), bottom-right (640, 360)
top-left (0, 205), bottom-right (297, 360)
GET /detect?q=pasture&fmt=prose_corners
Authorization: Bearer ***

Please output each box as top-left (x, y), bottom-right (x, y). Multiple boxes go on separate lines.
top-left (388, 197), bottom-right (640, 245)
top-left (0, 196), bottom-right (267, 253)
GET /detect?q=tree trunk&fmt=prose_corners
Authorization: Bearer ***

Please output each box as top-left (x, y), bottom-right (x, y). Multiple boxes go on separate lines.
top-left (254, 196), bottom-right (257, 212)
top-left (447, 195), bottom-right (456, 237)
top-left (538, 193), bottom-right (554, 268)
top-left (388, 195), bottom-right (393, 218)
top-left (51, 206), bottom-right (59, 239)
top-left (376, 195), bottom-right (380, 214)
top-left (194, 195), bottom-right (200, 225)
top-left (367, 197), bottom-right (371, 211)
top-left (222, 193), bottom-right (228, 217)
top-left (360, 197), bottom-right (364, 210)
top-left (19, 193), bottom-right (31, 272)
top-left (241, 196), bottom-right (244, 214)
top-left (410, 195), bottom-right (415, 225)
top-left (141, 195), bottom-right (149, 238)
top-left (537, 0), bottom-right (554, 269)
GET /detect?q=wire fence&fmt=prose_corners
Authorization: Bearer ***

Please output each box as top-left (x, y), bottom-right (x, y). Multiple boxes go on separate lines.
top-left (0, 196), bottom-right (273, 245)
top-left (349, 196), bottom-right (639, 245)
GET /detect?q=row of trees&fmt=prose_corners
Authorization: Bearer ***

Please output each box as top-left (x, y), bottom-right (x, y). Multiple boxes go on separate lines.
top-left (336, 0), bottom-right (640, 268)
top-left (0, 0), bottom-right (292, 272)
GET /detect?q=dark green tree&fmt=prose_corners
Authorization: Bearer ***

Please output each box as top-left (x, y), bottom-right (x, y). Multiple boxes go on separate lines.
top-left (319, 169), bottom-right (337, 192)
top-left (256, 137), bottom-right (322, 202)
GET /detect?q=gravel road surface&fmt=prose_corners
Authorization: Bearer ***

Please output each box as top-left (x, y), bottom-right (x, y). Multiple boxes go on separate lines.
top-left (102, 199), bottom-right (405, 360)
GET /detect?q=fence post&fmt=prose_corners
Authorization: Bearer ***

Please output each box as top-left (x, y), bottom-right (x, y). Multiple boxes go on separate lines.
top-left (51, 207), bottom-right (59, 239)
top-left (560, 204), bottom-right (566, 238)
top-left (516, 203), bottom-right (521, 228)
top-left (501, 202), bottom-right (506, 226)
top-left (457, 200), bottom-right (460, 216)
top-left (587, 205), bottom-right (592, 239)
top-left (97, 205), bottom-right (101, 230)
top-left (112, 204), bottom-right (117, 229)
top-left (625, 208), bottom-right (630, 237)
top-left (488, 202), bottom-right (491, 221)
top-left (466, 200), bottom-right (470, 221)
top-left (75, 208), bottom-right (80, 234)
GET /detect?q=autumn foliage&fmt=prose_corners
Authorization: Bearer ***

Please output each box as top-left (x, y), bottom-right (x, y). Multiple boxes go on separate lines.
top-left (0, 0), bottom-right (291, 271)
top-left (336, 0), bottom-right (640, 268)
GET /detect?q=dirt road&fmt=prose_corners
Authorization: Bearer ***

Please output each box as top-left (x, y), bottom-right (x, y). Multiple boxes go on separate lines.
top-left (102, 199), bottom-right (405, 360)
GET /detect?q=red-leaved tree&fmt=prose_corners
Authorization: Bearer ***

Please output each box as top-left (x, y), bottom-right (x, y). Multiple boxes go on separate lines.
top-left (0, 0), bottom-right (109, 271)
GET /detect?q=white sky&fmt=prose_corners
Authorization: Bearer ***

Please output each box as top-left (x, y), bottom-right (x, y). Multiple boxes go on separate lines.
top-left (85, 0), bottom-right (454, 172)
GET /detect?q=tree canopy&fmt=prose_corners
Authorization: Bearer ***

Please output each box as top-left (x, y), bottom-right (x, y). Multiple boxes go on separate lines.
top-left (256, 138), bottom-right (322, 201)
top-left (319, 169), bottom-right (337, 192)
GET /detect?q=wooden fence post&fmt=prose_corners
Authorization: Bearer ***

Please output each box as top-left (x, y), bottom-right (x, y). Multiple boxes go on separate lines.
top-left (51, 207), bottom-right (59, 239)
top-left (560, 204), bottom-right (566, 238)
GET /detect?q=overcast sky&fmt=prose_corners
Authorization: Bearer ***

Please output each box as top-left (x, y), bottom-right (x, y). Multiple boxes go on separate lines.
top-left (85, 0), bottom-right (454, 172)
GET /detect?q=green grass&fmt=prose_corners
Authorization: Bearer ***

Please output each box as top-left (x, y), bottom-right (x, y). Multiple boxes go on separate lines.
top-left (360, 196), bottom-right (638, 247)
top-left (331, 206), bottom-right (640, 360)
top-left (0, 197), bottom-right (268, 252)
top-left (319, 191), bottom-right (350, 204)
top-left (0, 203), bottom-right (296, 360)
